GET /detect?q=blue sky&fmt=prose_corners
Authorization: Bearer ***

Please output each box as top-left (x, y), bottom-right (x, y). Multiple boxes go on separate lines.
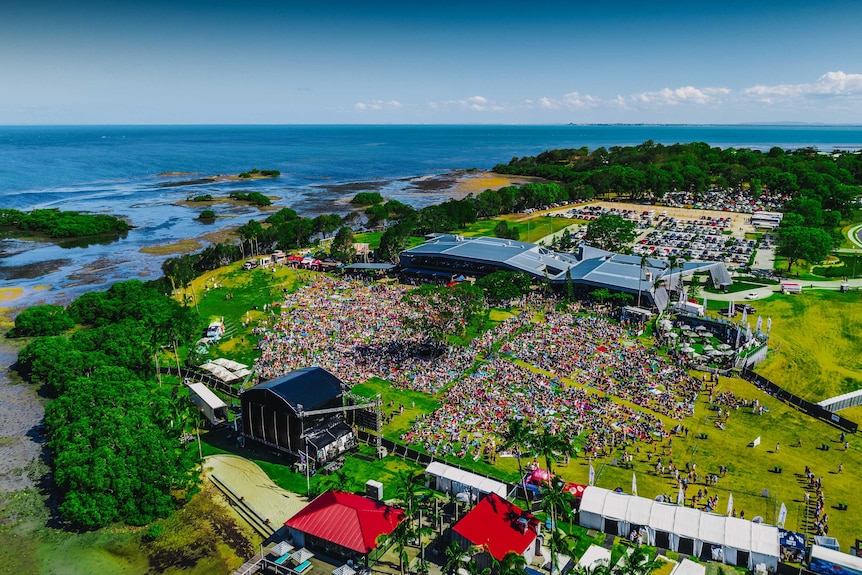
top-left (2, 0), bottom-right (862, 124)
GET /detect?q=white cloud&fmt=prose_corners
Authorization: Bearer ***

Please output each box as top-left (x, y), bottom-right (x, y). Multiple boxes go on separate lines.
top-left (744, 71), bottom-right (862, 103)
top-left (630, 85), bottom-right (729, 106)
top-left (354, 99), bottom-right (402, 111)
top-left (427, 95), bottom-right (507, 112)
top-left (536, 92), bottom-right (601, 110)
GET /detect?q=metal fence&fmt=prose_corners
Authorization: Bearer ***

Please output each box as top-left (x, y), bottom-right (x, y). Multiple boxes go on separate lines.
top-left (740, 368), bottom-right (858, 433)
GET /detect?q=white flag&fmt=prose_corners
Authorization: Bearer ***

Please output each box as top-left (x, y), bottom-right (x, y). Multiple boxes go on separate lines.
top-left (746, 323), bottom-right (752, 340)
top-left (778, 503), bottom-right (787, 528)
top-left (741, 307), bottom-right (748, 324)
top-left (767, 317), bottom-right (772, 335)
top-left (729, 301), bottom-right (735, 315)
top-left (727, 492), bottom-right (734, 516)
top-left (756, 316), bottom-right (763, 333)
top-left (589, 462), bottom-right (595, 486)
top-left (702, 294), bottom-right (707, 314)
top-left (677, 484), bottom-right (684, 505)
top-left (632, 472), bottom-right (638, 496)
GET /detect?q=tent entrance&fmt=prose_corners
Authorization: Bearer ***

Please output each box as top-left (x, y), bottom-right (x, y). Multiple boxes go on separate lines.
top-left (735, 551), bottom-right (750, 567)
top-left (655, 531), bottom-right (671, 550)
top-left (678, 538), bottom-right (695, 556)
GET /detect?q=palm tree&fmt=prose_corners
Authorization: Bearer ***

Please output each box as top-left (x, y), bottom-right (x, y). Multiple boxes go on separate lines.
top-left (532, 430), bottom-right (564, 475)
top-left (501, 418), bottom-right (532, 498)
top-left (499, 552), bottom-right (527, 575)
top-left (444, 542), bottom-right (468, 575)
top-left (611, 545), bottom-right (660, 575)
top-left (376, 523), bottom-right (411, 575)
top-left (542, 479), bottom-right (576, 535)
top-left (546, 527), bottom-right (574, 575)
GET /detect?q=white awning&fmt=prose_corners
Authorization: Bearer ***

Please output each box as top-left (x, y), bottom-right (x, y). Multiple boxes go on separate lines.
top-left (648, 502), bottom-right (677, 532)
top-left (578, 545), bottom-right (611, 569)
top-left (625, 496), bottom-right (653, 527)
top-left (186, 382), bottom-right (227, 410)
top-left (724, 517), bottom-right (751, 551)
top-left (424, 462), bottom-right (508, 499)
top-left (750, 522), bottom-right (780, 558)
top-left (699, 512), bottom-right (726, 545)
top-left (603, 491), bottom-right (631, 521)
top-left (670, 559), bottom-right (706, 575)
top-left (579, 486), bottom-right (611, 517)
top-left (675, 507), bottom-right (701, 539)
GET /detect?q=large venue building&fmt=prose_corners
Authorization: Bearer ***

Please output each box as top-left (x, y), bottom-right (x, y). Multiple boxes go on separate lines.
top-left (399, 234), bottom-right (732, 309)
top-left (241, 367), bottom-right (356, 465)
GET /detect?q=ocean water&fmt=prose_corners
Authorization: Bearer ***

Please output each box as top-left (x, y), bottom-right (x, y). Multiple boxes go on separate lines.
top-left (1, 124), bottom-right (861, 307)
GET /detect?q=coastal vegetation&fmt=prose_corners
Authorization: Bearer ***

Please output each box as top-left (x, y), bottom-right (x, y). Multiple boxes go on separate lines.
top-left (228, 191), bottom-right (272, 206)
top-left (7, 304), bottom-right (74, 337)
top-left (350, 191), bottom-right (384, 205)
top-left (188, 194), bottom-right (214, 202)
top-left (0, 208), bottom-right (129, 238)
top-left (237, 168), bottom-right (280, 179)
top-left (16, 280), bottom-right (200, 529)
top-left (198, 209), bottom-right (216, 221)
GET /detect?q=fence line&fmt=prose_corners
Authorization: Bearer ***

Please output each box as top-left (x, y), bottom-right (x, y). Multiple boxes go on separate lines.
top-left (740, 368), bottom-right (858, 433)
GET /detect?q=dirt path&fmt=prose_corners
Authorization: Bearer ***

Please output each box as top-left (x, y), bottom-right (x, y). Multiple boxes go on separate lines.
top-left (203, 454), bottom-right (307, 527)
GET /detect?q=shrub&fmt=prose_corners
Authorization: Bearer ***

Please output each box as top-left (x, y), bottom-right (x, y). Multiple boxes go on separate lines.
top-left (198, 210), bottom-right (216, 220)
top-left (351, 192), bottom-right (384, 205)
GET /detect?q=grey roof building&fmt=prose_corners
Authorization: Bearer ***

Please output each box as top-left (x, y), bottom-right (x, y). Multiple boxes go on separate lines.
top-left (399, 234), bottom-right (732, 309)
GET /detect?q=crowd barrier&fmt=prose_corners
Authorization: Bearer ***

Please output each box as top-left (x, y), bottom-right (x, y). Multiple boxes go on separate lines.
top-left (740, 368), bottom-right (858, 433)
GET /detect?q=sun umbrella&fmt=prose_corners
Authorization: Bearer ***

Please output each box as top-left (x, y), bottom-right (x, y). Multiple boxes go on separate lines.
top-left (702, 344), bottom-right (714, 351)
top-left (681, 346), bottom-right (695, 353)
top-left (666, 332), bottom-right (678, 338)
top-left (717, 343), bottom-right (731, 350)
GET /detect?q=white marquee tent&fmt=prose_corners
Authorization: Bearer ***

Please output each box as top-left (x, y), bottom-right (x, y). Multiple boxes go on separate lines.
top-left (578, 545), bottom-right (611, 569)
top-left (670, 559), bottom-right (706, 575)
top-left (424, 462), bottom-right (508, 500)
top-left (577, 486), bottom-right (778, 568)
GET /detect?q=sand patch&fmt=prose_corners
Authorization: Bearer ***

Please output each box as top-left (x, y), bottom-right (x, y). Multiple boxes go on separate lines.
top-left (449, 171), bottom-right (547, 195)
top-left (33, 285), bottom-right (51, 291)
top-left (140, 238), bottom-right (203, 256)
top-left (203, 454), bottom-right (306, 526)
top-left (0, 288), bottom-right (23, 303)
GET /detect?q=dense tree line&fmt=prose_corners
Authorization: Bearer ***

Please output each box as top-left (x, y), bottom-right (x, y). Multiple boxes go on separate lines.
top-left (0, 208), bottom-right (129, 238)
top-left (16, 280), bottom-right (199, 529)
top-left (493, 141), bottom-right (862, 211)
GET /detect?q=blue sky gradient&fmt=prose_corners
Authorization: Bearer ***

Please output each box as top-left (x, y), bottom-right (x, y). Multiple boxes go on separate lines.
top-left (3, 0), bottom-right (862, 124)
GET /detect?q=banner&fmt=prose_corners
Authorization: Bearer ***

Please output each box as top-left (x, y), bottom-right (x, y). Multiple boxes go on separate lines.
top-left (677, 484), bottom-right (684, 505)
top-left (589, 462), bottom-right (595, 486)
top-left (753, 436), bottom-right (761, 447)
top-left (778, 503), bottom-right (787, 528)
top-left (727, 492), bottom-right (734, 516)
top-left (632, 472), bottom-right (637, 496)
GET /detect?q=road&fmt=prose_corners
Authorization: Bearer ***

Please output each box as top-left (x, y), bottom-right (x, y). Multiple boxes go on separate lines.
top-left (705, 278), bottom-right (862, 302)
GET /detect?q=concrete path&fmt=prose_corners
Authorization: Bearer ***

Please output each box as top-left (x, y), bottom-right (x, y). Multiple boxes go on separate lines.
top-left (706, 278), bottom-right (862, 301)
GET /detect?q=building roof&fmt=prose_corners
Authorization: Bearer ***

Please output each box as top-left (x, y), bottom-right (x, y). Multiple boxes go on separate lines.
top-left (186, 382), bottom-right (227, 410)
top-left (400, 235), bottom-right (731, 300)
top-left (452, 493), bottom-right (538, 561)
top-left (245, 367), bottom-right (345, 416)
top-left (425, 462), bottom-right (509, 499)
top-left (285, 490), bottom-right (405, 555)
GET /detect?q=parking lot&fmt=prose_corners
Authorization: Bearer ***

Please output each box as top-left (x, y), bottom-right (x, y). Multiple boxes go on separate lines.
top-left (549, 201), bottom-right (761, 270)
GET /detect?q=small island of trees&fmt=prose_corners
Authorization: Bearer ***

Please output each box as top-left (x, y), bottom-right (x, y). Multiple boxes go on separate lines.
top-left (0, 208), bottom-right (129, 239)
top-left (229, 191), bottom-right (272, 206)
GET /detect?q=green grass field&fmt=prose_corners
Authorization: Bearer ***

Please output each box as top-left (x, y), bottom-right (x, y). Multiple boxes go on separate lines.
top-left (753, 290), bottom-right (862, 402)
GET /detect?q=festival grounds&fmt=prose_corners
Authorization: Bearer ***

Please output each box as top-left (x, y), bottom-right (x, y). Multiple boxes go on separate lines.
top-left (189, 253), bottom-right (862, 550)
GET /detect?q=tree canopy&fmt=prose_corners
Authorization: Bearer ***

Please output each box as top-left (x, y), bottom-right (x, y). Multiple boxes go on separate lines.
top-left (0, 208), bottom-right (129, 238)
top-left (17, 280), bottom-right (200, 529)
top-left (9, 304), bottom-right (75, 338)
top-left (584, 214), bottom-right (637, 252)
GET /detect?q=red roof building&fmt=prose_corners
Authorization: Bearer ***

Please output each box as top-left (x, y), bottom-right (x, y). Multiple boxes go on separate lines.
top-left (452, 493), bottom-right (540, 563)
top-left (285, 490), bottom-right (405, 561)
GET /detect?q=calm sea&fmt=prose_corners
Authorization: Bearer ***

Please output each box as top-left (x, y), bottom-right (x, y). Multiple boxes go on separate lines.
top-left (1, 124), bottom-right (861, 306)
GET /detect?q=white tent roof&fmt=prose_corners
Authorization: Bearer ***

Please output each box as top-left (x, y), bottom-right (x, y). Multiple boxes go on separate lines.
top-left (603, 491), bottom-right (631, 521)
top-left (648, 502), bottom-right (678, 532)
top-left (212, 357), bottom-right (248, 371)
top-left (424, 462), bottom-right (508, 498)
top-left (187, 382), bottom-right (227, 410)
top-left (810, 545), bottom-right (862, 573)
top-left (200, 362), bottom-right (240, 383)
top-left (670, 559), bottom-right (706, 575)
top-left (675, 507), bottom-right (702, 539)
top-left (626, 496), bottom-right (654, 526)
top-left (724, 517), bottom-right (752, 550)
top-left (699, 512), bottom-right (726, 545)
top-left (579, 486), bottom-right (611, 516)
top-left (750, 522), bottom-right (780, 558)
top-left (578, 545), bottom-right (611, 569)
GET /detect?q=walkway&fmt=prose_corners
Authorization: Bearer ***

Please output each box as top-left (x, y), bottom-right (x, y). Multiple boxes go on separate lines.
top-left (705, 278), bottom-right (862, 302)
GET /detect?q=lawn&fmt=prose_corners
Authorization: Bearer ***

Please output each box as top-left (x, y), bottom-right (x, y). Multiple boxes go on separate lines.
top-left (178, 260), bottom-right (861, 549)
top-left (753, 290), bottom-right (862, 402)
